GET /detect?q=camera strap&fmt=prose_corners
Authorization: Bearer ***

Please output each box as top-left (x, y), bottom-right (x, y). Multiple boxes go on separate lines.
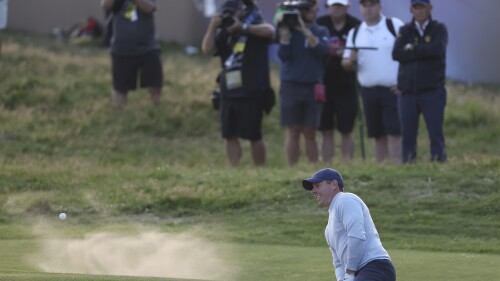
top-left (220, 7), bottom-right (261, 92)
top-left (223, 35), bottom-right (247, 91)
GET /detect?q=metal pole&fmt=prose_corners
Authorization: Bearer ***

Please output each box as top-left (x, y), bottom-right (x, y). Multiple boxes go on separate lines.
top-left (354, 74), bottom-right (366, 161)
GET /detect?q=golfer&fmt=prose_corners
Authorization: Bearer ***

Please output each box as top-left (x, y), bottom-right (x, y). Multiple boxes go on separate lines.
top-left (302, 168), bottom-right (395, 281)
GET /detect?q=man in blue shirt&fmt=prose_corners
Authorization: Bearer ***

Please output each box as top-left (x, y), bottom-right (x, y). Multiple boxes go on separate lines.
top-left (303, 168), bottom-right (396, 281)
top-left (392, 0), bottom-right (448, 163)
top-left (277, 0), bottom-right (329, 166)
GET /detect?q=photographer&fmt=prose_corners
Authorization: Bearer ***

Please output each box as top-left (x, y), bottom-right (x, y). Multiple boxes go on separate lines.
top-left (276, 0), bottom-right (329, 167)
top-left (202, 0), bottom-right (275, 167)
top-left (101, 0), bottom-right (163, 108)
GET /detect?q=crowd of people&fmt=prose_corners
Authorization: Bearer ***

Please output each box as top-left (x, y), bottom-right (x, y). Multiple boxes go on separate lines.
top-left (198, 0), bottom-right (448, 166)
top-left (96, 0), bottom-right (449, 166)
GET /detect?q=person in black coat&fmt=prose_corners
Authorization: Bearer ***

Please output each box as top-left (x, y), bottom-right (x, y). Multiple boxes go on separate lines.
top-left (392, 0), bottom-right (448, 163)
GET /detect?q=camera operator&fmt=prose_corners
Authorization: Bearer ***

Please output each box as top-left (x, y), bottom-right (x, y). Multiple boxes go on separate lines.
top-left (276, 0), bottom-right (330, 167)
top-left (202, 0), bottom-right (275, 167)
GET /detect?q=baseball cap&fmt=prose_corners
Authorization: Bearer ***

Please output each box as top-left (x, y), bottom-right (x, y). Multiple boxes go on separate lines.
top-left (302, 168), bottom-right (344, 191)
top-left (327, 0), bottom-right (349, 6)
top-left (359, 0), bottom-right (380, 4)
top-left (220, 0), bottom-right (244, 13)
top-left (411, 0), bottom-right (430, 5)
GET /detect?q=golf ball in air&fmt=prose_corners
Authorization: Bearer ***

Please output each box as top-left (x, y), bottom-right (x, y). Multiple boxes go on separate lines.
top-left (59, 213), bottom-right (67, 220)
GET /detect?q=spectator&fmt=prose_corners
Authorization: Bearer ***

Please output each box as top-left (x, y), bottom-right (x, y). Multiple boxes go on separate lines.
top-left (101, 0), bottom-right (163, 108)
top-left (341, 0), bottom-right (403, 164)
top-left (277, 0), bottom-right (329, 167)
top-left (317, 0), bottom-right (361, 163)
top-left (302, 168), bottom-right (396, 281)
top-left (0, 0), bottom-right (8, 61)
top-left (201, 0), bottom-right (275, 166)
top-left (392, 0), bottom-right (448, 163)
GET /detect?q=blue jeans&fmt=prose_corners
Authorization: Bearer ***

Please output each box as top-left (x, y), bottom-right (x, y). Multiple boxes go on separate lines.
top-left (355, 259), bottom-right (396, 281)
top-left (398, 87), bottom-right (447, 163)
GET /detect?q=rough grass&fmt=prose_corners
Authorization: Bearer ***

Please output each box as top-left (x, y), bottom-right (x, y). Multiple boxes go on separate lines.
top-left (0, 30), bottom-right (499, 269)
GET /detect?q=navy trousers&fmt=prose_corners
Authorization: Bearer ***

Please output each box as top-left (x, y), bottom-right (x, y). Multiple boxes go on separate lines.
top-left (355, 259), bottom-right (396, 281)
top-left (398, 87), bottom-right (447, 163)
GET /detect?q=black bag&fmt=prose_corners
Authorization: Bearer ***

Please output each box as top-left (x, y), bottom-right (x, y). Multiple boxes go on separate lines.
top-left (263, 87), bottom-right (276, 115)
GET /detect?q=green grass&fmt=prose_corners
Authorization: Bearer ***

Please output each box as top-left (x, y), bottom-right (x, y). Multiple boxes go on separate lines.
top-left (0, 30), bottom-right (499, 280)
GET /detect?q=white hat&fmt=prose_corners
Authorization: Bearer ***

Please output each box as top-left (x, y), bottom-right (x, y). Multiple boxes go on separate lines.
top-left (327, 0), bottom-right (349, 5)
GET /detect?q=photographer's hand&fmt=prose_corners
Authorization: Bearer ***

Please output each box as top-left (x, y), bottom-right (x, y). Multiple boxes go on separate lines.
top-left (134, 0), bottom-right (156, 13)
top-left (341, 50), bottom-right (358, 71)
top-left (227, 17), bottom-right (243, 34)
top-left (297, 17), bottom-right (318, 48)
top-left (202, 14), bottom-right (222, 55)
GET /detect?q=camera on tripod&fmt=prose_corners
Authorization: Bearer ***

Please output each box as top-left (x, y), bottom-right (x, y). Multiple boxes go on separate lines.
top-left (278, 0), bottom-right (313, 28)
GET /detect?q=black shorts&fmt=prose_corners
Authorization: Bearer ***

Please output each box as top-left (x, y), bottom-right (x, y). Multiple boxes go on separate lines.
top-left (280, 81), bottom-right (322, 129)
top-left (318, 89), bottom-right (358, 133)
top-left (111, 50), bottom-right (163, 92)
top-left (361, 86), bottom-right (401, 138)
top-left (220, 98), bottom-right (263, 141)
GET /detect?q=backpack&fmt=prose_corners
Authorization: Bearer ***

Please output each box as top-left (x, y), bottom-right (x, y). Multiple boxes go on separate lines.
top-left (351, 17), bottom-right (396, 47)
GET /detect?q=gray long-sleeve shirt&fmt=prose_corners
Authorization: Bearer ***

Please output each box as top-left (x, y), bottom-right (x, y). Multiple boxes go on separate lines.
top-left (326, 192), bottom-right (391, 281)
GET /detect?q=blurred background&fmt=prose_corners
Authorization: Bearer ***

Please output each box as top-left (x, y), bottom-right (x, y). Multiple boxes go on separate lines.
top-left (7, 0), bottom-right (500, 84)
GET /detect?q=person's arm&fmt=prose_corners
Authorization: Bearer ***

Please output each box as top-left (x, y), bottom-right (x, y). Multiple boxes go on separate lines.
top-left (246, 23), bottom-right (275, 39)
top-left (101, 0), bottom-right (115, 11)
top-left (392, 24), bottom-right (417, 63)
top-left (339, 197), bottom-right (367, 275)
top-left (277, 26), bottom-right (292, 62)
top-left (201, 15), bottom-right (222, 55)
top-left (134, 0), bottom-right (156, 14)
top-left (308, 28), bottom-right (330, 57)
top-left (341, 29), bottom-right (357, 71)
top-left (346, 237), bottom-right (366, 274)
top-left (413, 22), bottom-right (448, 59)
top-left (331, 248), bottom-right (345, 281)
top-left (297, 17), bottom-right (319, 47)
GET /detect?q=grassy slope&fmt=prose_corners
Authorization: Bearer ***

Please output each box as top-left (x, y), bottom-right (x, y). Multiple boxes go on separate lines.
top-left (0, 31), bottom-right (499, 280)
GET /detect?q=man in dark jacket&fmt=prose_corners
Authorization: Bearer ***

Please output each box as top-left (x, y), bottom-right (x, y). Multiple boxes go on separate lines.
top-left (392, 0), bottom-right (448, 163)
top-left (317, 0), bottom-right (360, 163)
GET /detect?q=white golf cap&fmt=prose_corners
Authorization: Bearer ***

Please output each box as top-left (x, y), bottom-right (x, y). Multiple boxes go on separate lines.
top-left (327, 0), bottom-right (349, 5)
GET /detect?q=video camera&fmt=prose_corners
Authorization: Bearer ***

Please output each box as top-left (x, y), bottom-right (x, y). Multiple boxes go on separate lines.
top-left (220, 10), bottom-right (236, 29)
top-left (278, 0), bottom-right (314, 28)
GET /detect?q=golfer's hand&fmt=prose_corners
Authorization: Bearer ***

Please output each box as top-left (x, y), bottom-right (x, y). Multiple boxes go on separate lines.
top-left (342, 273), bottom-right (355, 281)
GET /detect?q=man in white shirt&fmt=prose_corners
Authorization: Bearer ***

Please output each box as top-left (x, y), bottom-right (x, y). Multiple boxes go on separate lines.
top-left (303, 168), bottom-right (396, 281)
top-left (0, 0), bottom-right (8, 60)
top-left (342, 0), bottom-right (403, 164)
